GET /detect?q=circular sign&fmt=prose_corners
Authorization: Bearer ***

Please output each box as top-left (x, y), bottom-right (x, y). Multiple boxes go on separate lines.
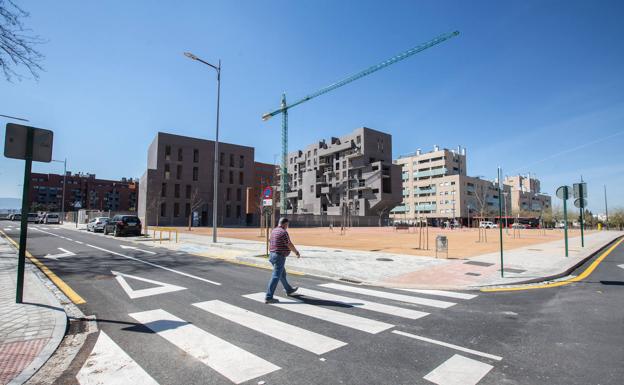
top-left (263, 186), bottom-right (273, 199)
top-left (574, 198), bottom-right (587, 209)
top-left (556, 186), bottom-right (570, 200)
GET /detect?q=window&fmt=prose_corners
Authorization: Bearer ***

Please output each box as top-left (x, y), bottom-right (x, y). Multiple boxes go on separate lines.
top-left (226, 204), bottom-right (231, 218)
top-left (310, 185), bottom-right (314, 193)
top-left (164, 164), bottom-right (170, 180)
top-left (174, 184), bottom-right (180, 198)
top-left (314, 149), bottom-right (317, 156)
top-left (186, 185), bottom-right (191, 199)
top-left (176, 165), bottom-right (182, 180)
top-left (160, 202), bottom-right (166, 217)
top-left (226, 188), bottom-right (231, 200)
top-left (193, 149), bottom-right (199, 163)
top-left (178, 148), bottom-right (183, 161)
top-left (161, 183), bottom-right (167, 197)
top-left (174, 203), bottom-right (180, 217)
top-left (219, 170), bottom-right (224, 183)
top-left (165, 145), bottom-right (171, 160)
top-left (185, 203), bottom-right (190, 217)
top-left (236, 188), bottom-right (241, 201)
top-left (342, 161), bottom-right (346, 168)
top-left (220, 152), bottom-right (224, 166)
top-left (239, 155), bottom-right (244, 168)
top-left (192, 167), bottom-right (198, 181)
top-left (356, 135), bottom-right (361, 144)
top-left (239, 171), bottom-right (244, 185)
top-left (236, 205), bottom-right (241, 219)
top-left (229, 154), bottom-right (234, 167)
top-left (229, 171), bottom-right (233, 184)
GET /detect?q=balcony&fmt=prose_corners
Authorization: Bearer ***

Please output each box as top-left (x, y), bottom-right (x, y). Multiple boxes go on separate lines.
top-left (413, 168), bottom-right (447, 178)
top-left (415, 203), bottom-right (437, 211)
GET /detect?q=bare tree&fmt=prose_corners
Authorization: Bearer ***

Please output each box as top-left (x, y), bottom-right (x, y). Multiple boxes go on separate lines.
top-left (0, 1), bottom-right (44, 81)
top-left (473, 185), bottom-right (490, 242)
top-left (147, 195), bottom-right (164, 227)
top-left (188, 187), bottom-right (205, 231)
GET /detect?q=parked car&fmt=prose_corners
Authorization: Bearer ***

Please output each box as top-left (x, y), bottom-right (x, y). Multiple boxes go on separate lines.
top-left (10, 214), bottom-right (21, 221)
top-left (87, 217), bottom-right (109, 232)
top-left (479, 221), bottom-right (497, 229)
top-left (36, 212), bottom-right (47, 223)
top-left (511, 223), bottom-right (527, 229)
top-left (104, 215), bottom-right (142, 237)
top-left (555, 221), bottom-right (567, 229)
top-left (27, 213), bottom-right (40, 223)
top-left (43, 213), bottom-right (60, 224)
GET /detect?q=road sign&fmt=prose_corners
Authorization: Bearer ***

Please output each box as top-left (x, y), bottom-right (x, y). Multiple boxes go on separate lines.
top-left (4, 123), bottom-right (53, 162)
top-left (263, 186), bottom-right (273, 199)
top-left (556, 185), bottom-right (570, 200)
top-left (74, 201), bottom-right (82, 208)
top-left (262, 199), bottom-right (273, 207)
top-left (574, 198), bottom-right (587, 209)
top-left (573, 182), bottom-right (587, 199)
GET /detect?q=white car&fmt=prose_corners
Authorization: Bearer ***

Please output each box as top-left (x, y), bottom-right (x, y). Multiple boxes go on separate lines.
top-left (43, 213), bottom-right (60, 224)
top-left (479, 221), bottom-right (497, 229)
top-left (87, 217), bottom-right (109, 232)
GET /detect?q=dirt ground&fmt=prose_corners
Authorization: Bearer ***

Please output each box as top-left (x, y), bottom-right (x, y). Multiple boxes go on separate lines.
top-left (176, 226), bottom-right (590, 259)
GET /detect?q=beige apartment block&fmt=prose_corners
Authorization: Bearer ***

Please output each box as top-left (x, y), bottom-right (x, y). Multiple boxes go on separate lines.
top-left (391, 146), bottom-right (512, 226)
top-left (503, 174), bottom-right (552, 216)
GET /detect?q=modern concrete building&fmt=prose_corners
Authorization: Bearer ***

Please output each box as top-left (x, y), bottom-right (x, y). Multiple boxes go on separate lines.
top-left (390, 146), bottom-right (511, 226)
top-left (503, 174), bottom-right (552, 216)
top-left (138, 132), bottom-right (255, 227)
top-left (281, 127), bottom-right (402, 224)
top-left (29, 172), bottom-right (138, 212)
top-left (246, 161), bottom-right (278, 225)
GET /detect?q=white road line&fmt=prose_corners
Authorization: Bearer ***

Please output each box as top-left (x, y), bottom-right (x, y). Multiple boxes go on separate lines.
top-left (392, 330), bottom-right (502, 361)
top-left (3, 228), bottom-right (11, 231)
top-left (296, 287), bottom-right (429, 320)
top-left (193, 300), bottom-right (347, 355)
top-left (129, 309), bottom-right (279, 384)
top-left (75, 240), bottom-right (84, 244)
top-left (113, 271), bottom-right (187, 299)
top-left (76, 331), bottom-right (159, 385)
top-left (423, 354), bottom-right (494, 385)
top-left (397, 289), bottom-right (477, 300)
top-left (618, 264), bottom-right (624, 270)
top-left (243, 292), bottom-right (393, 334)
top-left (85, 243), bottom-right (220, 285)
top-left (320, 283), bottom-right (456, 309)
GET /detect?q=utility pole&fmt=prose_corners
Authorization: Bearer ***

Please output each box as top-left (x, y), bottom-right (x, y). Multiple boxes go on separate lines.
top-left (497, 167), bottom-right (504, 277)
top-left (604, 184), bottom-right (609, 230)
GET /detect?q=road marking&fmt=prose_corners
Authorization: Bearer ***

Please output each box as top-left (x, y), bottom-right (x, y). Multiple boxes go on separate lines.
top-left (397, 288), bottom-right (477, 300)
top-left (75, 240), bottom-right (84, 244)
top-left (296, 287), bottom-right (429, 320)
top-left (618, 264), bottom-right (624, 270)
top-left (423, 354), bottom-right (494, 385)
top-left (120, 245), bottom-right (157, 254)
top-left (193, 300), bottom-right (347, 355)
top-left (392, 330), bottom-right (502, 361)
top-left (44, 247), bottom-right (76, 260)
top-left (0, 230), bottom-right (86, 304)
top-left (3, 227), bottom-right (11, 231)
top-left (129, 309), bottom-right (279, 384)
top-left (319, 283), bottom-right (456, 309)
top-left (76, 331), bottom-right (159, 385)
top-left (243, 292), bottom-right (393, 334)
top-left (482, 237), bottom-right (624, 292)
top-left (85, 243), bottom-right (221, 285)
top-left (112, 271), bottom-right (186, 299)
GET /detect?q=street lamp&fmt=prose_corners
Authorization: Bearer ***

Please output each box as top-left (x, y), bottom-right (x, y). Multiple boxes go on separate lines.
top-left (52, 158), bottom-right (67, 223)
top-left (184, 52), bottom-right (221, 243)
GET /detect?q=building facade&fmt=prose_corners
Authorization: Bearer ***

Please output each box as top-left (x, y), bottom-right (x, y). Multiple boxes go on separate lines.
top-left (138, 132), bottom-right (255, 227)
top-left (390, 146), bottom-right (511, 226)
top-left (29, 172), bottom-right (138, 212)
top-left (246, 161), bottom-right (278, 225)
top-left (282, 127), bottom-right (401, 221)
top-left (503, 175), bottom-right (552, 216)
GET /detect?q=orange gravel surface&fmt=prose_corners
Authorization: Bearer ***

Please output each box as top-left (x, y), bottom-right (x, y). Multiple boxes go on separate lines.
top-left (175, 226), bottom-right (590, 259)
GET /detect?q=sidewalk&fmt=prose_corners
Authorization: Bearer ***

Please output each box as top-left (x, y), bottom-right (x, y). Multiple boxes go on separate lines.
top-left (0, 235), bottom-right (67, 385)
top-left (62, 223), bottom-right (623, 289)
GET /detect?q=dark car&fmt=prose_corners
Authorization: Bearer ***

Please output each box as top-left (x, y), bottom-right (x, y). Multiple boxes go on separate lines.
top-left (103, 215), bottom-right (142, 237)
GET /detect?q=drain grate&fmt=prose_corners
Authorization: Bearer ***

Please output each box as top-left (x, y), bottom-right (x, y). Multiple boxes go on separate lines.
top-left (465, 272), bottom-right (481, 276)
top-left (464, 261), bottom-right (494, 267)
top-left (376, 257), bottom-right (393, 262)
top-left (339, 277), bottom-right (362, 284)
top-left (502, 268), bottom-right (526, 274)
top-left (66, 319), bottom-right (88, 336)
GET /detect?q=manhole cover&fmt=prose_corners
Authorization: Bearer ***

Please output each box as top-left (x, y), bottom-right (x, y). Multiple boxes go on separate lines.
top-left (376, 258), bottom-right (393, 262)
top-left (464, 261), bottom-right (494, 267)
top-left (465, 272), bottom-right (481, 276)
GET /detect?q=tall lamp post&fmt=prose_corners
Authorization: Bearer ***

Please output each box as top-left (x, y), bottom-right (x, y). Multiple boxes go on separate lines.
top-left (184, 52), bottom-right (221, 243)
top-left (52, 158), bottom-right (67, 223)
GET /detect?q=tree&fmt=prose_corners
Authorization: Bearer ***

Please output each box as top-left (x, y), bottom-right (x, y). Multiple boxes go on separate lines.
top-left (0, 0), bottom-right (44, 81)
top-left (188, 188), bottom-right (205, 230)
top-left (608, 207), bottom-right (624, 230)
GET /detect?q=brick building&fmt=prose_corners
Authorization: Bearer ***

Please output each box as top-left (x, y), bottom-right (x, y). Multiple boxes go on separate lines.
top-left (29, 172), bottom-right (138, 212)
top-left (246, 162), bottom-right (278, 225)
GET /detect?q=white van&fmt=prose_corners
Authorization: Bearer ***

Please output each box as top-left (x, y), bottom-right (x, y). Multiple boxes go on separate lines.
top-left (44, 213), bottom-right (60, 224)
top-left (479, 221), bottom-right (497, 229)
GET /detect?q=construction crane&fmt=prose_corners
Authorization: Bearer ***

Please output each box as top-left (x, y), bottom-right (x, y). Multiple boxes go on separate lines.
top-left (262, 30), bottom-right (460, 214)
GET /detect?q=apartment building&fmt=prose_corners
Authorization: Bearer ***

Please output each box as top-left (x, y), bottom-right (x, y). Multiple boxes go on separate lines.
top-left (29, 172), bottom-right (138, 212)
top-left (282, 127), bottom-right (401, 222)
top-left (246, 161), bottom-right (278, 225)
top-left (391, 146), bottom-right (511, 226)
top-left (503, 174), bottom-right (551, 215)
top-left (138, 132), bottom-right (254, 227)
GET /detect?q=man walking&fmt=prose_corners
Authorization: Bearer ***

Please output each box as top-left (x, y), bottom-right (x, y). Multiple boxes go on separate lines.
top-left (265, 217), bottom-right (300, 304)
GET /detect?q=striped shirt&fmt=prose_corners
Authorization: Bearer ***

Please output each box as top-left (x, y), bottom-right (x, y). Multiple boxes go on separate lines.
top-left (269, 226), bottom-right (291, 255)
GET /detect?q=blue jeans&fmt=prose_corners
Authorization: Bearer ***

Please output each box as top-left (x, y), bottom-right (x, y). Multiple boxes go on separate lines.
top-left (266, 252), bottom-right (294, 300)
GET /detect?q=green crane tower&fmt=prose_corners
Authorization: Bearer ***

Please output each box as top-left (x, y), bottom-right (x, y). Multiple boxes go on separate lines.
top-left (262, 30), bottom-right (460, 214)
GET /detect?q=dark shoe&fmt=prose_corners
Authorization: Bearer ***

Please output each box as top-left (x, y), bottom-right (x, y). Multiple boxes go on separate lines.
top-left (265, 298), bottom-right (279, 304)
top-left (286, 287), bottom-right (299, 296)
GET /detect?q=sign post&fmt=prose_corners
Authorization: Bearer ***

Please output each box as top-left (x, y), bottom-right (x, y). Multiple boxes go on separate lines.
top-left (573, 182), bottom-right (587, 248)
top-left (497, 167), bottom-right (504, 277)
top-left (262, 187), bottom-right (274, 257)
top-left (4, 123), bottom-right (53, 303)
top-left (556, 185), bottom-right (570, 257)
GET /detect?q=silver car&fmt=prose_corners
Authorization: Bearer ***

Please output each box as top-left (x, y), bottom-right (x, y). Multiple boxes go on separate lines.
top-left (87, 217), bottom-right (109, 232)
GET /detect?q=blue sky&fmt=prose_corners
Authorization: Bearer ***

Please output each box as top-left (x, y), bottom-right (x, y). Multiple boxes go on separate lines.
top-left (1, 0), bottom-right (623, 212)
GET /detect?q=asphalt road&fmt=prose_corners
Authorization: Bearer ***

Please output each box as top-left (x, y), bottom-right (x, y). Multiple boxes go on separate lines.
top-left (2, 223), bottom-right (623, 385)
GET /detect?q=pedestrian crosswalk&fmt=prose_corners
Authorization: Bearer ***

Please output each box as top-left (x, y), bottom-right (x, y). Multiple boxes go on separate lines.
top-left (81, 284), bottom-right (497, 385)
